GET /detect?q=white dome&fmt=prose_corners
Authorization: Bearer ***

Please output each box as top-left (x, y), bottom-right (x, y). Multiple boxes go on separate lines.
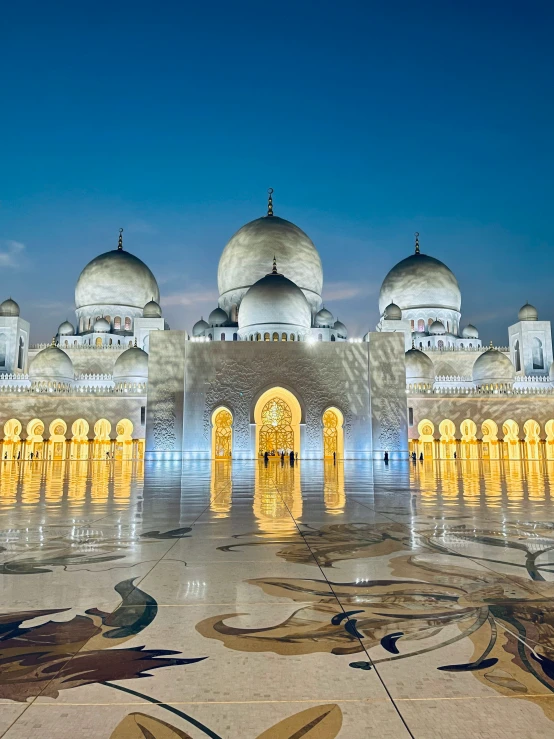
top-left (315, 307), bottom-right (334, 328)
top-left (75, 247), bottom-right (160, 312)
top-left (461, 324), bottom-right (479, 339)
top-left (208, 307), bottom-right (228, 326)
top-left (238, 268), bottom-right (311, 332)
top-left (405, 348), bottom-right (434, 384)
top-left (113, 346), bottom-right (148, 383)
top-left (518, 303), bottom-right (538, 321)
top-left (379, 251), bottom-right (461, 315)
top-left (473, 349), bottom-right (515, 386)
top-left (333, 320), bottom-right (347, 338)
top-left (143, 300), bottom-right (162, 318)
top-left (0, 298), bottom-right (20, 317)
top-left (192, 318), bottom-right (209, 337)
top-left (93, 317), bottom-right (110, 333)
top-left (218, 214), bottom-right (323, 314)
top-left (429, 320), bottom-right (446, 335)
top-left (384, 302), bottom-right (402, 320)
top-left (58, 320), bottom-right (75, 336)
top-left (29, 346), bottom-right (74, 383)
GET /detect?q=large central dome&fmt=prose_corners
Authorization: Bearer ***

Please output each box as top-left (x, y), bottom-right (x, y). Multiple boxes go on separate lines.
top-left (379, 252), bottom-right (461, 315)
top-left (217, 214), bottom-right (323, 315)
top-left (75, 248), bottom-right (160, 311)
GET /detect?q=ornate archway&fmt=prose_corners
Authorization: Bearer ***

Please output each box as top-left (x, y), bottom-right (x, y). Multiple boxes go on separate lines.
top-left (322, 407), bottom-right (344, 459)
top-left (49, 419), bottom-right (67, 460)
top-left (212, 407), bottom-right (233, 459)
top-left (254, 387), bottom-right (301, 458)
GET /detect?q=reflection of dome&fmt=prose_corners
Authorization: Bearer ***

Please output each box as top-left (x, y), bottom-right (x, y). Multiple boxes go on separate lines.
top-left (93, 317), bottom-right (110, 333)
top-left (58, 320), bottom-right (75, 336)
top-left (429, 320), bottom-right (445, 335)
top-left (143, 299), bottom-right (162, 318)
top-left (75, 243), bottom-right (160, 311)
top-left (473, 349), bottom-right (515, 386)
top-left (218, 213), bottom-right (323, 314)
top-left (405, 348), bottom-right (434, 384)
top-left (518, 303), bottom-right (538, 321)
top-left (192, 318), bottom-right (209, 337)
top-left (29, 345), bottom-right (74, 383)
top-left (113, 346), bottom-right (148, 383)
top-left (208, 307), bottom-right (228, 326)
top-left (384, 302), bottom-right (402, 320)
top-left (315, 307), bottom-right (334, 328)
top-left (0, 298), bottom-right (20, 317)
top-left (238, 265), bottom-right (311, 332)
top-left (333, 320), bottom-right (347, 338)
top-left (461, 324), bottom-right (479, 339)
top-left (379, 251), bottom-right (461, 314)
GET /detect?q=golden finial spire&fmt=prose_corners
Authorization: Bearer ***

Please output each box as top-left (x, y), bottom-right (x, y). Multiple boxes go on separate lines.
top-left (51, 337), bottom-right (56, 347)
top-left (414, 232), bottom-right (420, 255)
top-left (267, 188), bottom-right (274, 217)
top-left (412, 337), bottom-right (415, 349)
top-left (489, 340), bottom-right (494, 350)
top-left (272, 255), bottom-right (278, 274)
top-left (134, 337), bottom-right (138, 347)
top-left (118, 228), bottom-right (123, 250)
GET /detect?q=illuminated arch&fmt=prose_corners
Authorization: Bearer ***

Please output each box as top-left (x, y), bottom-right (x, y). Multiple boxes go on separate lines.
top-left (26, 418), bottom-right (45, 460)
top-left (2, 418), bottom-right (22, 460)
top-left (545, 420), bottom-right (554, 460)
top-left (417, 419), bottom-right (435, 459)
top-left (93, 418), bottom-right (111, 459)
top-left (438, 419), bottom-right (456, 459)
top-left (71, 418), bottom-right (90, 460)
top-left (211, 407), bottom-right (233, 459)
top-left (503, 419), bottom-right (521, 460)
top-left (524, 419), bottom-right (541, 461)
top-left (460, 419), bottom-right (478, 460)
top-left (254, 387), bottom-right (301, 458)
top-left (48, 419), bottom-right (67, 460)
top-left (115, 419), bottom-right (134, 460)
top-left (481, 419), bottom-right (499, 460)
top-left (322, 407), bottom-right (344, 459)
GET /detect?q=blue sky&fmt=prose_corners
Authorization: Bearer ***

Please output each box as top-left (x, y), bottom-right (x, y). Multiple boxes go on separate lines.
top-left (1, 0), bottom-right (553, 343)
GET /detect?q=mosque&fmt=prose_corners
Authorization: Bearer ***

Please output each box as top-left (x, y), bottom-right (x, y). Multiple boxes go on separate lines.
top-left (0, 190), bottom-right (553, 461)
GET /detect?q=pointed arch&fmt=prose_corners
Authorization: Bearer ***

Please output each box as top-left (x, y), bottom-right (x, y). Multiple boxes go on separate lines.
top-left (322, 406), bottom-right (344, 459)
top-left (212, 407), bottom-right (233, 459)
top-left (254, 387), bottom-right (301, 458)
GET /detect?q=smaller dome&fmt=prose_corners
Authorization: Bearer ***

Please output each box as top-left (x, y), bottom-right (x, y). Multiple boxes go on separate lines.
top-left (315, 307), bottom-right (334, 328)
top-left (429, 320), bottom-right (445, 335)
top-left (473, 348), bottom-right (515, 386)
top-left (0, 298), bottom-right (20, 317)
top-left (238, 266), bottom-right (311, 332)
top-left (405, 348), bottom-right (434, 384)
top-left (58, 320), bottom-right (75, 336)
top-left (461, 324), bottom-right (479, 339)
top-left (143, 300), bottom-right (162, 318)
top-left (333, 319), bottom-right (347, 338)
top-left (29, 345), bottom-right (74, 383)
top-left (384, 302), bottom-right (402, 320)
top-left (192, 318), bottom-right (209, 337)
top-left (208, 307), bottom-right (228, 327)
top-left (518, 303), bottom-right (538, 321)
top-left (113, 346), bottom-right (148, 383)
top-left (93, 317), bottom-right (110, 333)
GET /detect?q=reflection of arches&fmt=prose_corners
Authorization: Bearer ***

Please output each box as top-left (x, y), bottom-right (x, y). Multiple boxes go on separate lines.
top-left (48, 419), bottom-right (67, 460)
top-left (460, 419), bottom-right (478, 459)
top-left (503, 419), bottom-right (521, 460)
top-left (26, 418), bottom-right (45, 459)
top-left (481, 419), bottom-right (499, 459)
top-left (532, 338), bottom-right (544, 369)
top-left (3, 418), bottom-right (22, 460)
top-left (438, 419), bottom-right (456, 459)
top-left (254, 387), bottom-right (301, 457)
top-left (323, 459), bottom-right (345, 514)
top-left (545, 420), bottom-right (554, 460)
top-left (322, 407), bottom-right (344, 459)
top-left (212, 407), bottom-right (233, 459)
top-left (524, 419), bottom-right (541, 460)
top-left (210, 461), bottom-right (232, 516)
top-left (417, 419), bottom-right (435, 459)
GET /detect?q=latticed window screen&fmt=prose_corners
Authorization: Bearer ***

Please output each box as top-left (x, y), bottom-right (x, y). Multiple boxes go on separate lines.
top-left (214, 409), bottom-right (233, 458)
top-left (259, 398), bottom-right (294, 454)
top-left (323, 409), bottom-right (338, 457)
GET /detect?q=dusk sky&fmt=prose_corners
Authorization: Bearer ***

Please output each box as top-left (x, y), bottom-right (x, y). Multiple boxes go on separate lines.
top-left (2, 1), bottom-right (553, 344)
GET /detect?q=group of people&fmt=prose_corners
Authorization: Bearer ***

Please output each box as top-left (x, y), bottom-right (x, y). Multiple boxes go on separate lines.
top-left (262, 449), bottom-right (297, 466)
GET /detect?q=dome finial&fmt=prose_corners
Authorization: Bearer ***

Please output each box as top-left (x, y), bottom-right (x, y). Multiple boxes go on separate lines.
top-left (134, 336), bottom-right (138, 347)
top-left (412, 337), bottom-right (415, 349)
top-left (414, 232), bottom-right (420, 255)
top-left (489, 340), bottom-right (494, 350)
top-left (118, 228), bottom-right (123, 250)
top-left (51, 337), bottom-right (56, 347)
top-left (267, 188), bottom-right (274, 217)
top-left (272, 255), bottom-right (278, 274)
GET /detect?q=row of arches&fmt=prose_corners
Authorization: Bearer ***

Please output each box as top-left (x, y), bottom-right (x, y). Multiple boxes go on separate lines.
top-left (80, 316), bottom-right (133, 332)
top-left (2, 418), bottom-right (142, 460)
top-left (415, 418), bottom-right (554, 460)
top-left (211, 388), bottom-right (344, 459)
top-left (247, 332), bottom-right (302, 342)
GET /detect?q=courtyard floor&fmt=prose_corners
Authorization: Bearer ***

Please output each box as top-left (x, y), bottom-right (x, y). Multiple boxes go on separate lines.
top-left (0, 458), bottom-right (554, 737)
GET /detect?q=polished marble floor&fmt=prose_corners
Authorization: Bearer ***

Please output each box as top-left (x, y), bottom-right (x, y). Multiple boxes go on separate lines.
top-left (1, 458), bottom-right (554, 737)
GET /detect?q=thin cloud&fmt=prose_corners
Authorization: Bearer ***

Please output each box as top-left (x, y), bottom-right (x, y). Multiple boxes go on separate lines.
top-left (163, 288), bottom-right (218, 307)
top-left (126, 220), bottom-right (158, 235)
top-left (324, 281), bottom-right (377, 301)
top-left (0, 240), bottom-right (25, 268)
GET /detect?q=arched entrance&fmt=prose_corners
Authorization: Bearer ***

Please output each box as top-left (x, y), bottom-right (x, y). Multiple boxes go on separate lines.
top-left (94, 418), bottom-right (111, 459)
top-left (49, 419), bottom-right (67, 460)
top-left (322, 407), bottom-right (344, 459)
top-left (115, 419), bottom-right (133, 460)
top-left (3, 419), bottom-right (22, 460)
top-left (524, 419), bottom-right (541, 460)
top-left (503, 419), bottom-right (521, 461)
top-left (481, 419), bottom-right (499, 460)
top-left (212, 407), bottom-right (233, 458)
top-left (26, 419), bottom-right (45, 459)
top-left (460, 419), bottom-right (478, 460)
top-left (439, 419), bottom-right (456, 459)
top-left (254, 387), bottom-right (301, 459)
top-left (71, 419), bottom-right (90, 460)
top-left (417, 419), bottom-right (435, 459)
